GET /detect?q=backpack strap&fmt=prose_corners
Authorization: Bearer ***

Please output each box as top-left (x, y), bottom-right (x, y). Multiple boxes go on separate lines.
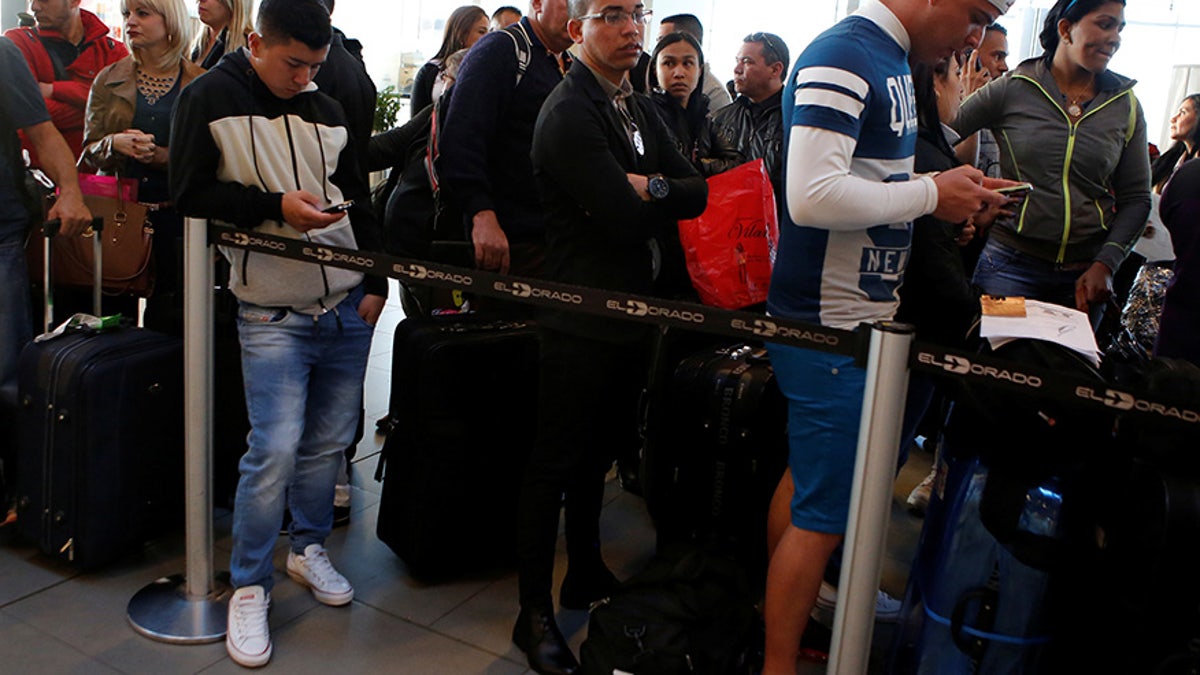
top-left (424, 98), bottom-right (444, 195)
top-left (501, 22), bottom-right (533, 88)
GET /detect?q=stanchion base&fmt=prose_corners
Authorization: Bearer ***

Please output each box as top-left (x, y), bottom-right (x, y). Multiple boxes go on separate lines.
top-left (127, 572), bottom-right (232, 644)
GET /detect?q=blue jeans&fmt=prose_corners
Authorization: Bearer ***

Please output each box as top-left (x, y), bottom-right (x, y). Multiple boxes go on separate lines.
top-left (972, 239), bottom-right (1104, 326)
top-left (230, 287), bottom-right (373, 591)
top-left (0, 232), bottom-right (33, 403)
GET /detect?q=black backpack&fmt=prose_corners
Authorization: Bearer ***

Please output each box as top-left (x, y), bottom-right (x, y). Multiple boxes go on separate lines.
top-left (579, 547), bottom-right (758, 675)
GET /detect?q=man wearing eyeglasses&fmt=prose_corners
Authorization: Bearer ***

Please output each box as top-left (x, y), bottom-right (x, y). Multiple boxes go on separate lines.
top-left (761, 0), bottom-right (1019, 672)
top-left (713, 31), bottom-right (790, 206)
top-left (516, 1), bottom-right (707, 673)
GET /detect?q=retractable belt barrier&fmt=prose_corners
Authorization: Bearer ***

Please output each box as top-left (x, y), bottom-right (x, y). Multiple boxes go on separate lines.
top-left (209, 223), bottom-right (1200, 431)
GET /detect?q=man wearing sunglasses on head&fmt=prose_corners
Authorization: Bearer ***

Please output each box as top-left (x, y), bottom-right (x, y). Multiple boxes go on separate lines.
top-left (516, 2), bottom-right (707, 673)
top-left (714, 31), bottom-right (790, 208)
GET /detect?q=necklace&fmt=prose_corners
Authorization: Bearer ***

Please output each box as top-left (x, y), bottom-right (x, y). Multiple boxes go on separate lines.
top-left (136, 67), bottom-right (178, 105)
top-left (1061, 79), bottom-right (1095, 118)
top-left (1066, 95), bottom-right (1086, 118)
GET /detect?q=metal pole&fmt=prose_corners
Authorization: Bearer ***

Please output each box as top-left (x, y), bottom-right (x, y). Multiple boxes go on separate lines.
top-left (827, 321), bottom-right (914, 674)
top-left (127, 217), bottom-right (230, 643)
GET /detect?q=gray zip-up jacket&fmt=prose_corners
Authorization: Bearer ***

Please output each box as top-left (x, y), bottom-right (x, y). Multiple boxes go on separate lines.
top-left (953, 57), bottom-right (1151, 273)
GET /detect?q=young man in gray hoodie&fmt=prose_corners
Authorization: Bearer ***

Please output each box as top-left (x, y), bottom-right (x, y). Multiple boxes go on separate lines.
top-left (170, 0), bottom-right (385, 667)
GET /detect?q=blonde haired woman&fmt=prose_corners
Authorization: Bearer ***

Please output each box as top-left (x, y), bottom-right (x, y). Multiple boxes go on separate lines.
top-left (192, 0), bottom-right (251, 69)
top-left (81, 0), bottom-right (204, 299)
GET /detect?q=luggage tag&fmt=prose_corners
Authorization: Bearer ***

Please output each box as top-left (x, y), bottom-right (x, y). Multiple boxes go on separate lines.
top-left (980, 295), bottom-right (1026, 318)
top-left (34, 313), bottom-right (123, 343)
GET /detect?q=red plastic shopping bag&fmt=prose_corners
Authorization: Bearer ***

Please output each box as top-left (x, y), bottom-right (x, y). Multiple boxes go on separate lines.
top-left (677, 159), bottom-right (779, 309)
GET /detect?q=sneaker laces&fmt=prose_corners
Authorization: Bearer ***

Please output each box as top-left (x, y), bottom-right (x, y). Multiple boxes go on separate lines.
top-left (300, 547), bottom-right (344, 587)
top-left (230, 594), bottom-right (269, 642)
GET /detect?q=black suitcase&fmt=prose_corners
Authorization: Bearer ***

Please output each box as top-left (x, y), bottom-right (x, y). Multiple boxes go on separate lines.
top-left (375, 314), bottom-right (538, 581)
top-left (1057, 357), bottom-right (1200, 674)
top-left (142, 284), bottom-right (246, 508)
top-left (641, 343), bottom-right (788, 582)
top-left (15, 222), bottom-right (183, 568)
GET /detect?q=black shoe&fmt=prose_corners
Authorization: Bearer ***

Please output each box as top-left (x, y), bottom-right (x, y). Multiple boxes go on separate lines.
top-left (333, 504), bottom-right (351, 528)
top-left (558, 565), bottom-right (618, 610)
top-left (512, 606), bottom-right (579, 675)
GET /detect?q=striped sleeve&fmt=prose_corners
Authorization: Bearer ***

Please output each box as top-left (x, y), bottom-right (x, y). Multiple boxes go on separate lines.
top-left (789, 51), bottom-right (873, 140)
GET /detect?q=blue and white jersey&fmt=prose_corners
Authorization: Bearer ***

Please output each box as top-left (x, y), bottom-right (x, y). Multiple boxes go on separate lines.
top-left (767, 1), bottom-right (919, 330)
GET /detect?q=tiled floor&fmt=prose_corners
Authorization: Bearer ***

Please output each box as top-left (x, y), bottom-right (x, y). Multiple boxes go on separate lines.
top-left (0, 279), bottom-right (932, 673)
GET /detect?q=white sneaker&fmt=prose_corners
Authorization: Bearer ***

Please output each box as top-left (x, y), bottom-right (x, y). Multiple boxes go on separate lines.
top-left (287, 543), bottom-right (354, 606)
top-left (812, 581), bottom-right (902, 625)
top-left (907, 468), bottom-right (937, 515)
top-left (226, 585), bottom-right (271, 668)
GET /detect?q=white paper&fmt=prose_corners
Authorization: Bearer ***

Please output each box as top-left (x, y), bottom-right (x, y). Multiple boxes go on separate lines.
top-left (980, 299), bottom-right (1101, 367)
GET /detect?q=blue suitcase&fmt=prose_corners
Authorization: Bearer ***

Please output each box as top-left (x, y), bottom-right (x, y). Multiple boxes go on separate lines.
top-left (891, 456), bottom-right (1059, 674)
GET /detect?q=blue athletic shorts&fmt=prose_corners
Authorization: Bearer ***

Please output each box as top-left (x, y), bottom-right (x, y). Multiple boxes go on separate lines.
top-left (766, 343), bottom-right (866, 534)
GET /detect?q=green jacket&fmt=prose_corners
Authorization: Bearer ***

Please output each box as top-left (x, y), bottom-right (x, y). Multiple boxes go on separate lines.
top-left (953, 57), bottom-right (1151, 273)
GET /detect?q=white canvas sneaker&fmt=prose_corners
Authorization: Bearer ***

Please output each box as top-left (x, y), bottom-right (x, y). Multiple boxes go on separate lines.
top-left (226, 585), bottom-right (271, 668)
top-left (811, 581), bottom-right (902, 625)
top-left (287, 543), bottom-right (354, 606)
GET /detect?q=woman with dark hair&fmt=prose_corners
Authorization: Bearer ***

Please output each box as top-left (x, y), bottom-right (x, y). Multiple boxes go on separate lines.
top-left (410, 5), bottom-right (488, 113)
top-left (647, 32), bottom-right (743, 177)
top-left (1154, 157), bottom-right (1200, 364)
top-left (900, 53), bottom-right (995, 512)
top-left (953, 0), bottom-right (1150, 323)
top-left (1152, 94), bottom-right (1200, 193)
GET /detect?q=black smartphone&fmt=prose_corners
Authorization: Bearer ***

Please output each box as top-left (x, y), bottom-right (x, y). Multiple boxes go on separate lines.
top-left (321, 200), bottom-right (354, 214)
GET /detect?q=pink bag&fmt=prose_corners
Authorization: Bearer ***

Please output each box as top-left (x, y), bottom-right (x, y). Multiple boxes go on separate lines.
top-left (677, 159), bottom-right (779, 309)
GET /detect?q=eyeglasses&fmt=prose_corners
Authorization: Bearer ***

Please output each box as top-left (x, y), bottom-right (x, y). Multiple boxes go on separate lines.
top-left (578, 8), bottom-right (653, 26)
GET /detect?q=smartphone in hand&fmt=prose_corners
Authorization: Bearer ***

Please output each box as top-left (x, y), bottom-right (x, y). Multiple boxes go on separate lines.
top-left (322, 200), bottom-right (354, 214)
top-left (995, 183), bottom-right (1033, 195)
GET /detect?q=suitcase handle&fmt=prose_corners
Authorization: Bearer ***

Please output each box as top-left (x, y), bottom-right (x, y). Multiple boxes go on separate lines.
top-left (41, 216), bottom-right (105, 332)
top-left (949, 586), bottom-right (998, 661)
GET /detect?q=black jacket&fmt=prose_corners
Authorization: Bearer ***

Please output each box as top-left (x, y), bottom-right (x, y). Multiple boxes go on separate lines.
top-left (409, 60), bottom-right (440, 118)
top-left (314, 30), bottom-right (376, 180)
top-left (712, 90), bottom-right (784, 197)
top-left (648, 90), bottom-right (743, 178)
top-left (532, 64), bottom-right (707, 342)
top-left (439, 18), bottom-right (572, 242)
top-left (895, 124), bottom-right (979, 346)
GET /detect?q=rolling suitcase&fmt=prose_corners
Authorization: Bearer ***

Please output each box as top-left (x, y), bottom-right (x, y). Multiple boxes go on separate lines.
top-left (890, 339), bottom-right (1117, 674)
top-left (14, 220), bottom-right (183, 568)
top-left (640, 343), bottom-right (788, 585)
top-left (375, 314), bottom-right (538, 581)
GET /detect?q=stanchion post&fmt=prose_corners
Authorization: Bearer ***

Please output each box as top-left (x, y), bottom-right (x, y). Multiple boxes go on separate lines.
top-left (827, 321), bottom-right (914, 674)
top-left (127, 217), bottom-right (230, 643)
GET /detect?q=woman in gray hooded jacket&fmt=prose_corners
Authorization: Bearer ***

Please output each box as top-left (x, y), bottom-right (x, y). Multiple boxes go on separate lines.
top-left (953, 0), bottom-right (1150, 320)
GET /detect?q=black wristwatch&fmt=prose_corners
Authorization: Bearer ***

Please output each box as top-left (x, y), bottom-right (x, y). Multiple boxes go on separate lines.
top-left (647, 174), bottom-right (669, 200)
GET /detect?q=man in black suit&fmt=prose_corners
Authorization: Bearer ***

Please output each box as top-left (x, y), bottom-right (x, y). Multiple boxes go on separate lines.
top-left (512, 1), bottom-right (707, 673)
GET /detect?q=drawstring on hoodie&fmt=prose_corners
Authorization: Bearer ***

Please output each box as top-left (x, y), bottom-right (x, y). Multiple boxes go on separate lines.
top-left (307, 123), bottom-right (332, 299)
top-left (242, 113), bottom-right (273, 287)
top-left (313, 122), bottom-right (331, 204)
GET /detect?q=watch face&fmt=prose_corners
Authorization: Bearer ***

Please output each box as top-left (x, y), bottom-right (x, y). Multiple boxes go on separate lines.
top-left (649, 176), bottom-right (668, 199)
